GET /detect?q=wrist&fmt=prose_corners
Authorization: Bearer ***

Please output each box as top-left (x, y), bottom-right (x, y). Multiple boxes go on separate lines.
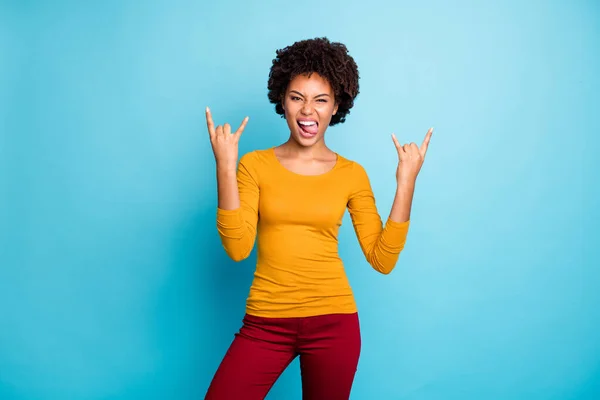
top-left (216, 161), bottom-right (237, 174)
top-left (396, 178), bottom-right (416, 189)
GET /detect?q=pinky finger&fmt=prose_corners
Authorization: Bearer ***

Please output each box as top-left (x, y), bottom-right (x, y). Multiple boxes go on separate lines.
top-left (391, 133), bottom-right (402, 150)
top-left (392, 133), bottom-right (406, 161)
top-left (235, 116), bottom-right (249, 136)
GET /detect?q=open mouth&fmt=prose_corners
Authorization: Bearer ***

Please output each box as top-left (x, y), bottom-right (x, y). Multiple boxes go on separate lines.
top-left (297, 119), bottom-right (319, 138)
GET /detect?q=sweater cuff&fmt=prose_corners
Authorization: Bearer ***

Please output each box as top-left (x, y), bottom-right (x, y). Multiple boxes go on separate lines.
top-left (216, 207), bottom-right (244, 233)
top-left (386, 218), bottom-right (410, 230)
top-left (382, 218), bottom-right (410, 246)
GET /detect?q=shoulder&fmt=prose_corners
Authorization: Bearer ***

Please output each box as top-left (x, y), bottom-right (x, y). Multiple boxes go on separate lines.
top-left (240, 148), bottom-right (273, 165)
top-left (238, 148), bottom-right (275, 178)
top-left (335, 153), bottom-right (368, 177)
top-left (335, 154), bottom-right (372, 195)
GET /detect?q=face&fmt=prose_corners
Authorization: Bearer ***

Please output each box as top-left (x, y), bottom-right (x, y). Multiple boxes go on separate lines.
top-left (281, 72), bottom-right (338, 147)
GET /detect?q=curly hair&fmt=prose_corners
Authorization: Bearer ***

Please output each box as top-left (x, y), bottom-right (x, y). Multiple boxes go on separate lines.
top-left (267, 37), bottom-right (360, 126)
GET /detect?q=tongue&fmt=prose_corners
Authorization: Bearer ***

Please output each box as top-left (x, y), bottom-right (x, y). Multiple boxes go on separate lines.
top-left (300, 123), bottom-right (318, 135)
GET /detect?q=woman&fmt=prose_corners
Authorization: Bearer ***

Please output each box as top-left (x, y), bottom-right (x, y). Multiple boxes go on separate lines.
top-left (204, 37), bottom-right (432, 400)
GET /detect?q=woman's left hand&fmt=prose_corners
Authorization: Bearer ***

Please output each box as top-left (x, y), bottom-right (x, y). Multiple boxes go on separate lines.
top-left (392, 128), bottom-right (433, 185)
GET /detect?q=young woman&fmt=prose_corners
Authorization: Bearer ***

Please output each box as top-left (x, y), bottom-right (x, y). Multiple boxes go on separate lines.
top-left (204, 37), bottom-right (432, 400)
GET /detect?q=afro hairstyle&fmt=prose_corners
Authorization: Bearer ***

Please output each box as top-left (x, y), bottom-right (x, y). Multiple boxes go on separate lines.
top-left (267, 37), bottom-right (360, 126)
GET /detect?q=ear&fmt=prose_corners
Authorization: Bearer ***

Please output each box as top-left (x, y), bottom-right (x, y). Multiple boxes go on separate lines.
top-left (333, 102), bottom-right (339, 115)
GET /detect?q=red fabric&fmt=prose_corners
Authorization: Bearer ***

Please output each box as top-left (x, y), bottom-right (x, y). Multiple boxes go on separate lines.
top-left (205, 312), bottom-right (361, 400)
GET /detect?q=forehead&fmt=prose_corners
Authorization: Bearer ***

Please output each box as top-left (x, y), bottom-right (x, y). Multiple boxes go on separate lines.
top-left (287, 73), bottom-right (333, 94)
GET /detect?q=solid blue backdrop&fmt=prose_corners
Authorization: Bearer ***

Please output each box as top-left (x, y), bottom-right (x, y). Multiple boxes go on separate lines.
top-left (1, 0), bottom-right (599, 399)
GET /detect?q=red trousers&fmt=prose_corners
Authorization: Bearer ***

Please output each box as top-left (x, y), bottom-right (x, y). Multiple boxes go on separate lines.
top-left (204, 312), bottom-right (361, 400)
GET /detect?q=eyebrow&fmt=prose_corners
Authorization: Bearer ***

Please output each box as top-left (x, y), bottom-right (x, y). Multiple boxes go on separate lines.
top-left (290, 90), bottom-right (331, 98)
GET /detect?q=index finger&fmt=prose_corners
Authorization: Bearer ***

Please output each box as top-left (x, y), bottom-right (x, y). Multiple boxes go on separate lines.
top-left (205, 107), bottom-right (216, 137)
top-left (420, 127), bottom-right (433, 157)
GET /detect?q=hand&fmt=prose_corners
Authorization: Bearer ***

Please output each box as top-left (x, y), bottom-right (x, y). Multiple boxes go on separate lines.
top-left (391, 128), bottom-right (433, 184)
top-left (205, 107), bottom-right (249, 170)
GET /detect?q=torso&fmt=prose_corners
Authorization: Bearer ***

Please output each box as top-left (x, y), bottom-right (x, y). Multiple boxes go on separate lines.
top-left (244, 148), bottom-right (357, 317)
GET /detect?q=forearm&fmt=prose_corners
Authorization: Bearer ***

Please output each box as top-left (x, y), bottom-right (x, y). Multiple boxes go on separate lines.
top-left (216, 163), bottom-right (240, 210)
top-left (364, 214), bottom-right (410, 274)
top-left (388, 179), bottom-right (415, 223)
top-left (215, 162), bottom-right (257, 261)
top-left (362, 180), bottom-right (413, 273)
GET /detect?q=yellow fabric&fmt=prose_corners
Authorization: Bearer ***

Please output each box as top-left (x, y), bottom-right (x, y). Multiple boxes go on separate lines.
top-left (216, 148), bottom-right (410, 318)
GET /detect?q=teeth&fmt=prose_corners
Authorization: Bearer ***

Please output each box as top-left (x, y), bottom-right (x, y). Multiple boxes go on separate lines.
top-left (299, 121), bottom-right (316, 126)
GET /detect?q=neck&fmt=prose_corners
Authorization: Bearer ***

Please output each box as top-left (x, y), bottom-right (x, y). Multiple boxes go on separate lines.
top-left (280, 137), bottom-right (331, 158)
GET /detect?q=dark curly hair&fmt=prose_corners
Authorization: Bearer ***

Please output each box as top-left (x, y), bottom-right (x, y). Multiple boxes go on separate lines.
top-left (267, 37), bottom-right (360, 126)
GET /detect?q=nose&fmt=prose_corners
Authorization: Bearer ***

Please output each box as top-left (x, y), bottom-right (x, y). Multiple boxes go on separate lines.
top-left (301, 102), bottom-right (313, 115)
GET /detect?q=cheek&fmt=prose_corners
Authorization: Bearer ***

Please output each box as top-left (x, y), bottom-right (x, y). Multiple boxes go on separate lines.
top-left (283, 101), bottom-right (298, 116)
top-left (315, 102), bottom-right (331, 111)
top-left (320, 104), bottom-right (336, 118)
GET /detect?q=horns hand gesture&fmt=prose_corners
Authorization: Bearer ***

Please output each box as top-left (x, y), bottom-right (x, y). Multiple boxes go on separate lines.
top-left (391, 128), bottom-right (433, 184)
top-left (206, 107), bottom-right (249, 170)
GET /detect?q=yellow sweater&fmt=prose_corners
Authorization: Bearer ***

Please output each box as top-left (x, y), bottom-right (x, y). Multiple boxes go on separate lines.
top-left (216, 148), bottom-right (410, 318)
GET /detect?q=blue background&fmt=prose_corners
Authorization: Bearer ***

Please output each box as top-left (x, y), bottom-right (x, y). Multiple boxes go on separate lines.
top-left (1, 1), bottom-right (599, 399)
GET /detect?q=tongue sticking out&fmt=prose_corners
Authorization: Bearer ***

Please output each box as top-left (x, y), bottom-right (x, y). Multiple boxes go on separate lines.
top-left (299, 122), bottom-right (318, 136)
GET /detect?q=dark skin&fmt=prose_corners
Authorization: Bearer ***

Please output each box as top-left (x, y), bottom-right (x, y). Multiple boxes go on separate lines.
top-left (274, 73), bottom-right (339, 176)
top-left (205, 72), bottom-right (433, 222)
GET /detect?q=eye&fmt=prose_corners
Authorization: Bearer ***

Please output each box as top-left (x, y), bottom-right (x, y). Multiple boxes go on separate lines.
top-left (317, 99), bottom-right (327, 103)
top-left (291, 96), bottom-right (302, 101)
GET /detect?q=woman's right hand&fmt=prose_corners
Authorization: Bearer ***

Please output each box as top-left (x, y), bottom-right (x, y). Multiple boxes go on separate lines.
top-left (205, 107), bottom-right (249, 170)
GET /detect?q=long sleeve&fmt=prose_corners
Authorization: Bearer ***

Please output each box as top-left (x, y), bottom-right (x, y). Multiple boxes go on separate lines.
top-left (216, 152), bottom-right (260, 261)
top-left (347, 162), bottom-right (410, 274)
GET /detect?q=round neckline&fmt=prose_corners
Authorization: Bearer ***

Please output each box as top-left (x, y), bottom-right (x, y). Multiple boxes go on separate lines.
top-left (270, 147), bottom-right (340, 177)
